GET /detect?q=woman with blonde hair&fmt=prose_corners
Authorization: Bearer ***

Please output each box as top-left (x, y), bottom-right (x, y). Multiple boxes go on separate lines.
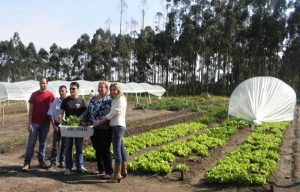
top-left (82, 81), bottom-right (113, 178)
top-left (96, 82), bottom-right (127, 183)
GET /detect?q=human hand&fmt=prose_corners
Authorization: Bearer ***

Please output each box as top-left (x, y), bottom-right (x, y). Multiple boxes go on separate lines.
top-left (27, 124), bottom-right (32, 132)
top-left (93, 120), bottom-right (101, 128)
top-left (82, 121), bottom-right (90, 127)
top-left (54, 125), bottom-right (59, 132)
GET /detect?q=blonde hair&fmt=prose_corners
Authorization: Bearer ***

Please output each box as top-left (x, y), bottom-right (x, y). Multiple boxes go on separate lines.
top-left (110, 83), bottom-right (124, 98)
top-left (99, 81), bottom-right (110, 96)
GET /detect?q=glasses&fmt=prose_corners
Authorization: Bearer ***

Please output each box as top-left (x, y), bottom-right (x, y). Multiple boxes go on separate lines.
top-left (70, 87), bottom-right (77, 91)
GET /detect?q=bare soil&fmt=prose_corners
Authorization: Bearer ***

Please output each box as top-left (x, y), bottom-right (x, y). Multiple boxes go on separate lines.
top-left (0, 102), bottom-right (299, 192)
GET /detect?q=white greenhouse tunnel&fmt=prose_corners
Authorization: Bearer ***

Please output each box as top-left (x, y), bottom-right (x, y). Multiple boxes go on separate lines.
top-left (0, 80), bottom-right (166, 124)
top-left (228, 76), bottom-right (297, 125)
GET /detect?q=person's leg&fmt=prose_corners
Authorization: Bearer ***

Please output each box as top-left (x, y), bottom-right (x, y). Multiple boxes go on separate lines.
top-left (65, 137), bottom-right (74, 170)
top-left (120, 131), bottom-right (128, 178)
top-left (50, 131), bottom-right (60, 166)
top-left (23, 123), bottom-right (39, 165)
top-left (102, 129), bottom-right (113, 175)
top-left (75, 137), bottom-right (84, 170)
top-left (90, 131), bottom-right (104, 173)
top-left (112, 126), bottom-right (126, 164)
top-left (120, 134), bottom-right (127, 162)
top-left (59, 135), bottom-right (66, 167)
top-left (38, 124), bottom-right (50, 164)
top-left (109, 126), bottom-right (125, 183)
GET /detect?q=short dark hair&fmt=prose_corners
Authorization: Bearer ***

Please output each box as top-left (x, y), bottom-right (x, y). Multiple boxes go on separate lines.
top-left (40, 77), bottom-right (48, 83)
top-left (70, 81), bottom-right (79, 88)
top-left (59, 85), bottom-right (67, 90)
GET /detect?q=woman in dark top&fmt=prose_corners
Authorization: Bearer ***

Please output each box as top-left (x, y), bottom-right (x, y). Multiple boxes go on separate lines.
top-left (81, 81), bottom-right (113, 178)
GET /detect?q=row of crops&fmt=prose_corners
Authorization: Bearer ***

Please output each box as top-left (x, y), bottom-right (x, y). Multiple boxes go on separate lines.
top-left (83, 109), bottom-right (227, 158)
top-left (205, 121), bottom-right (289, 185)
top-left (134, 96), bottom-right (227, 111)
top-left (127, 118), bottom-right (250, 174)
top-left (83, 96), bottom-right (290, 185)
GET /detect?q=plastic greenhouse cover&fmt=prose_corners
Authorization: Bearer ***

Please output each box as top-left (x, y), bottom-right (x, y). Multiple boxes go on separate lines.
top-left (228, 76), bottom-right (296, 125)
top-left (0, 80), bottom-right (166, 102)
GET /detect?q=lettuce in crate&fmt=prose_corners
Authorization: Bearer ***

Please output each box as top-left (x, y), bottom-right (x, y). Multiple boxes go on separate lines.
top-left (62, 115), bottom-right (82, 126)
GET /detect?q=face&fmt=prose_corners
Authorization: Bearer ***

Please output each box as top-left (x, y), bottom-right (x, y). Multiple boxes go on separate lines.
top-left (110, 85), bottom-right (118, 97)
top-left (59, 87), bottom-right (67, 99)
top-left (98, 83), bottom-right (108, 96)
top-left (69, 85), bottom-right (78, 97)
top-left (39, 78), bottom-right (48, 91)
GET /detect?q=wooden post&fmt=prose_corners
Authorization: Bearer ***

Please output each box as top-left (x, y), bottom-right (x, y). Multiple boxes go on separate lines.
top-left (1, 101), bottom-right (4, 125)
top-left (180, 170), bottom-right (185, 181)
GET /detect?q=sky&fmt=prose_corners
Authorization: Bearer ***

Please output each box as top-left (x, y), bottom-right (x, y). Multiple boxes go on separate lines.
top-left (0, 0), bottom-right (166, 51)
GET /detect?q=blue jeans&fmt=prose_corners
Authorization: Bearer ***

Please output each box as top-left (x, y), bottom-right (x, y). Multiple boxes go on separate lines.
top-left (50, 130), bottom-right (66, 166)
top-left (24, 123), bottom-right (50, 165)
top-left (111, 126), bottom-right (127, 164)
top-left (65, 137), bottom-right (84, 169)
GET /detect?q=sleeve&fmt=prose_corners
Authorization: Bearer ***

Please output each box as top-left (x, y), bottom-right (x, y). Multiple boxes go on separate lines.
top-left (81, 99), bottom-right (91, 122)
top-left (106, 97), bottom-right (125, 120)
top-left (47, 99), bottom-right (56, 116)
top-left (60, 98), bottom-right (66, 111)
top-left (82, 99), bottom-right (88, 112)
top-left (28, 92), bottom-right (35, 104)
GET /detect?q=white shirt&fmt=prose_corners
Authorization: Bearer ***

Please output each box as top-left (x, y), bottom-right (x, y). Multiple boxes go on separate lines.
top-left (47, 97), bottom-right (63, 123)
top-left (106, 95), bottom-right (127, 127)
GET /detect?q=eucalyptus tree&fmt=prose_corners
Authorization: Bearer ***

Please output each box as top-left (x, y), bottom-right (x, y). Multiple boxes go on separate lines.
top-left (226, 0), bottom-right (250, 90)
top-left (177, 16), bottom-right (200, 95)
top-left (37, 48), bottom-right (49, 78)
top-left (0, 40), bottom-right (10, 81)
top-left (140, 0), bottom-right (148, 30)
top-left (24, 42), bottom-right (39, 80)
top-left (162, 9), bottom-right (177, 90)
top-left (280, 0), bottom-right (300, 91)
top-left (153, 31), bottom-right (167, 84)
top-left (70, 33), bottom-right (91, 79)
top-left (58, 48), bottom-right (73, 80)
top-left (86, 28), bottom-right (116, 81)
top-left (115, 34), bottom-right (132, 82)
top-left (246, 0), bottom-right (287, 77)
top-left (1, 32), bottom-right (27, 82)
top-left (119, 0), bottom-right (128, 34)
top-left (48, 43), bottom-right (60, 79)
top-left (135, 26), bottom-right (155, 82)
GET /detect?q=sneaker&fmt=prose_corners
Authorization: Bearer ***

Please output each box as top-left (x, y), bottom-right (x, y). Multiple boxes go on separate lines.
top-left (58, 163), bottom-right (66, 168)
top-left (94, 170), bottom-right (104, 175)
top-left (64, 169), bottom-right (71, 175)
top-left (101, 174), bottom-right (113, 179)
top-left (77, 166), bottom-right (87, 173)
top-left (47, 164), bottom-right (56, 171)
top-left (39, 162), bottom-right (48, 169)
top-left (22, 165), bottom-right (29, 172)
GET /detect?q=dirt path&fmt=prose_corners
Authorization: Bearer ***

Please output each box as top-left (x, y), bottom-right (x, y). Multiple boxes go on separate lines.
top-left (269, 107), bottom-right (300, 192)
top-left (0, 104), bottom-right (201, 192)
top-left (1, 105), bottom-right (300, 192)
top-left (0, 119), bottom-right (252, 192)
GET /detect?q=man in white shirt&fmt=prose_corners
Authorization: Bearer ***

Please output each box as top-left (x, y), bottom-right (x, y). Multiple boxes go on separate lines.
top-left (47, 85), bottom-right (68, 170)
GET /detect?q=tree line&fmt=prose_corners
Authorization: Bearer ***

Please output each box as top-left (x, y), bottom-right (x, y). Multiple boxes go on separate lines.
top-left (0, 0), bottom-right (299, 96)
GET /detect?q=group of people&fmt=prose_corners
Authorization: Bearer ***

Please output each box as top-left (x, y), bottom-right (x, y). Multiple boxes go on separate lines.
top-left (21, 77), bottom-right (128, 183)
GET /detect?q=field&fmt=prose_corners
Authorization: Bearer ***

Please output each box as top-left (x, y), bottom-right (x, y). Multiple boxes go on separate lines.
top-left (0, 97), bottom-right (299, 192)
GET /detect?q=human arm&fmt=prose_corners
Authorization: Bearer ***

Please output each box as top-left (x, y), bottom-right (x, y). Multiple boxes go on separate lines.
top-left (58, 109), bottom-right (65, 126)
top-left (27, 103), bottom-right (33, 132)
top-left (47, 99), bottom-right (59, 132)
top-left (96, 97), bottom-right (125, 126)
top-left (50, 115), bottom-right (59, 132)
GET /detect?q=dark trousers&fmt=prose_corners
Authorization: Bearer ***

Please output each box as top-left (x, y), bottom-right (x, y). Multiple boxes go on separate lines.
top-left (50, 129), bottom-right (66, 166)
top-left (90, 128), bottom-right (113, 174)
